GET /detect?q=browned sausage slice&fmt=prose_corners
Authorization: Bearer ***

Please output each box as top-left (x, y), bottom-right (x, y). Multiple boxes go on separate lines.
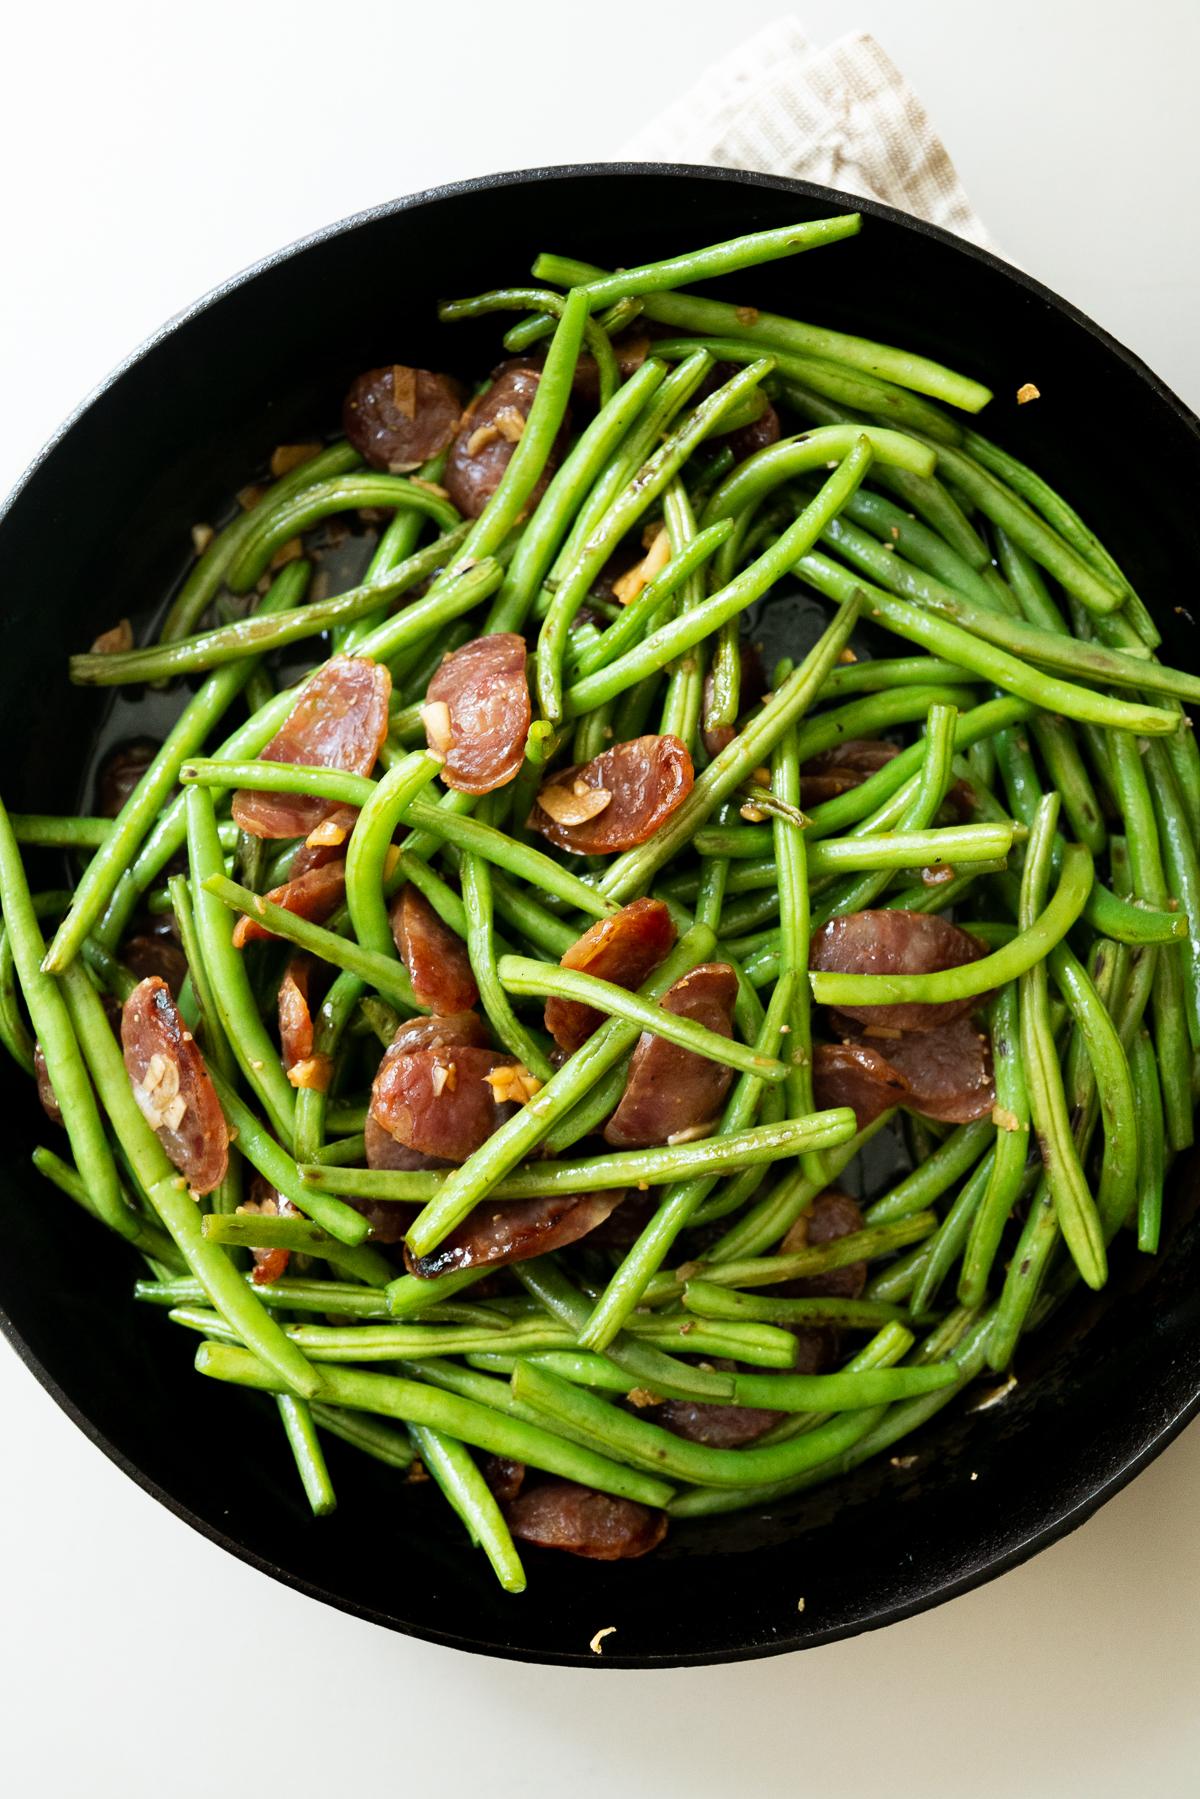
top-left (389, 884), bottom-right (478, 1014)
top-left (342, 366), bottom-right (466, 473)
top-left (813, 1039), bottom-right (910, 1130)
top-left (370, 1039), bottom-right (516, 1163)
top-left (809, 908), bottom-right (987, 1032)
top-left (780, 1190), bottom-right (868, 1299)
top-left (423, 633), bottom-right (530, 797)
top-left (443, 362), bottom-right (564, 519)
top-left (122, 934), bottom-right (188, 997)
top-left (528, 735), bottom-right (694, 855)
top-left (96, 738), bottom-right (159, 817)
top-left (232, 656), bottom-right (391, 840)
top-left (876, 1014), bottom-right (995, 1123)
top-left (121, 976), bottom-right (229, 1195)
top-left (503, 1480), bottom-right (667, 1561)
top-left (233, 858), bottom-right (348, 949)
top-left (603, 962), bottom-right (737, 1150)
top-left (544, 897), bottom-right (676, 1055)
top-left (800, 739), bottom-right (900, 807)
top-left (405, 1188), bottom-right (626, 1280)
top-left (238, 1176), bottom-right (299, 1285)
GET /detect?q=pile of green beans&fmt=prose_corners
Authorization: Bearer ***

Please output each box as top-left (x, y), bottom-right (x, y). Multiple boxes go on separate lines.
top-left (5, 213), bottom-right (1196, 1595)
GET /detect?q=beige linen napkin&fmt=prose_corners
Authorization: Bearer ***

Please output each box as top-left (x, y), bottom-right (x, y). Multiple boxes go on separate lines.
top-left (621, 15), bottom-right (997, 253)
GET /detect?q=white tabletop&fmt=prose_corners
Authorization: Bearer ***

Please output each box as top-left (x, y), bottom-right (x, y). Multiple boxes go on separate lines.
top-left (3, 3), bottom-right (1198, 1794)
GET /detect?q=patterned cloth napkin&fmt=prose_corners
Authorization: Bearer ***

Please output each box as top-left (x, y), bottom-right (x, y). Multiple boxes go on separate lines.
top-left (621, 15), bottom-right (996, 252)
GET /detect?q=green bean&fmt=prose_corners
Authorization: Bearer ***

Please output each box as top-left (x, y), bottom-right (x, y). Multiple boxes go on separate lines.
top-left (489, 354), bottom-right (672, 622)
top-left (205, 1067), bottom-right (368, 1246)
top-left (1145, 739), bottom-right (1200, 1048)
top-left (137, 1273), bottom-right (390, 1316)
top-left (523, 251), bottom-right (992, 412)
top-left (224, 474), bottom-right (457, 595)
top-left (495, 953), bottom-right (786, 1081)
top-left (404, 928), bottom-right (715, 1254)
top-left (811, 841), bottom-right (1093, 1009)
top-left (909, 1146), bottom-right (996, 1315)
top-left (310, 1402), bottom-right (415, 1471)
top-left (803, 694), bottom-right (1027, 838)
top-left (563, 435), bottom-right (874, 728)
top-left (866, 1116), bottom-right (994, 1226)
top-left (965, 429), bottom-right (1157, 641)
top-left (821, 515), bottom-right (1197, 703)
top-left (0, 801), bottom-right (135, 1237)
top-left (537, 358), bottom-right (776, 720)
top-left (195, 1342), bottom-right (674, 1506)
top-left (201, 1211), bottom-right (393, 1285)
top-left (706, 1117), bottom-right (890, 1265)
top-left (820, 655), bottom-right (977, 699)
top-left (797, 554), bottom-right (1177, 735)
top-left (438, 283), bottom-right (623, 404)
top-left (184, 790), bottom-right (295, 1138)
top-left (1130, 1030), bottom-right (1165, 1253)
top-left (58, 960), bottom-right (320, 1395)
top-left (570, 519), bottom-right (734, 681)
top-left (293, 971), bottom-right (366, 1166)
top-left (958, 988), bottom-right (1031, 1306)
top-left (45, 561), bottom-right (313, 972)
top-left (577, 973), bottom-right (795, 1351)
top-left (304, 1111), bottom-right (854, 1209)
top-left (512, 1359), bottom-right (929, 1491)
top-left (461, 814), bottom-right (553, 1081)
top-left (276, 1394), bottom-right (337, 1516)
top-left (1050, 942), bottom-right (1138, 1236)
top-left (839, 485), bottom-right (998, 606)
top-left (8, 814), bottom-right (121, 847)
top-left (343, 751), bottom-right (444, 957)
top-left (32, 1146), bottom-right (183, 1270)
top-left (522, 215), bottom-right (863, 319)
top-left (653, 335), bottom-right (964, 443)
top-left (409, 1422), bottom-right (525, 1592)
top-left (680, 1283), bottom-right (909, 1329)
top-left (159, 443), bottom-right (360, 642)
top-left (1015, 794), bottom-right (1106, 1288)
top-left (72, 530), bottom-right (474, 686)
top-left (598, 594), bottom-right (864, 903)
top-left (680, 1211), bottom-right (938, 1294)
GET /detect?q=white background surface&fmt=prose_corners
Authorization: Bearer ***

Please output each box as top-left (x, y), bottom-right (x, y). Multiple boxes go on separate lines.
top-left (2, 3), bottom-right (1198, 1794)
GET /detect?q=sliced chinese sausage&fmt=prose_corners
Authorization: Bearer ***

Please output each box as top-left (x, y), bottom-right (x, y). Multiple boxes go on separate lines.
top-left (570, 332), bottom-right (651, 406)
top-left (544, 897), bottom-right (676, 1055)
top-left (724, 400), bottom-right (782, 465)
top-left (875, 1013), bottom-right (995, 1123)
top-left (444, 361), bottom-right (566, 519)
top-left (231, 655), bottom-right (391, 840)
top-left (780, 1190), bottom-right (868, 1300)
top-left (239, 1176), bottom-right (298, 1285)
top-left (121, 976), bottom-right (228, 1195)
top-left (277, 957), bottom-right (332, 1091)
top-left (503, 1480), bottom-right (667, 1562)
top-left (483, 1456), bottom-right (526, 1504)
top-left (389, 884), bottom-right (478, 1014)
top-left (423, 633), bottom-right (530, 797)
top-left (96, 738), bottom-right (159, 818)
top-left (342, 366), bottom-right (466, 473)
top-left (653, 1329), bottom-right (833, 1447)
top-left (813, 1039), bottom-right (910, 1130)
top-left (370, 1009), bottom-right (516, 1161)
top-left (233, 858), bottom-right (347, 949)
top-left (603, 962), bottom-right (737, 1150)
top-left (529, 734), bottom-right (694, 855)
top-left (405, 1188), bottom-right (626, 1280)
top-left (800, 739), bottom-right (900, 807)
top-left (122, 934), bottom-right (188, 998)
top-left (809, 908), bottom-right (987, 1032)
top-left (384, 1012), bottom-right (489, 1056)
top-left (288, 805), bottom-right (360, 879)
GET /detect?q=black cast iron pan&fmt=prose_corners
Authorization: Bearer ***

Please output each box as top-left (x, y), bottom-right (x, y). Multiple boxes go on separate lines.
top-left (1, 164), bottom-right (1197, 1666)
